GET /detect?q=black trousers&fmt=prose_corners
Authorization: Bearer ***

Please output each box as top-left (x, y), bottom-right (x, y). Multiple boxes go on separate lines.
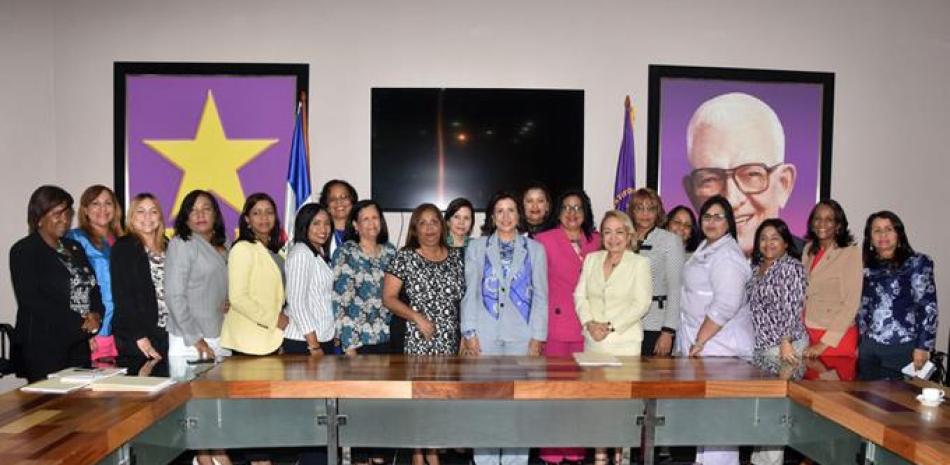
top-left (857, 336), bottom-right (915, 381)
top-left (640, 330), bottom-right (676, 356)
top-left (281, 338), bottom-right (338, 355)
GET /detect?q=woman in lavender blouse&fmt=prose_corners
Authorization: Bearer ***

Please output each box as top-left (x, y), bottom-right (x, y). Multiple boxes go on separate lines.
top-left (678, 196), bottom-right (753, 465)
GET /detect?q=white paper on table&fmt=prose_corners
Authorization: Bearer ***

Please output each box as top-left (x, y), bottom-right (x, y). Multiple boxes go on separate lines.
top-left (573, 352), bottom-right (622, 367)
top-left (902, 360), bottom-right (936, 379)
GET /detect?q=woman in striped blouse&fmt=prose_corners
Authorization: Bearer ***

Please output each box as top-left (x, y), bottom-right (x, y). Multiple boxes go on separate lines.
top-left (283, 203), bottom-right (338, 355)
top-left (628, 189), bottom-right (685, 356)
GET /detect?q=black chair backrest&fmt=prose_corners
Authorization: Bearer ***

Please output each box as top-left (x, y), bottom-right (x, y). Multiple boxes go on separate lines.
top-left (0, 323), bottom-right (13, 377)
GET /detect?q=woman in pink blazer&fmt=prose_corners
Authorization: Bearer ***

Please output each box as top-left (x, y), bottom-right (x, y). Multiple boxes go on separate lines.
top-left (534, 189), bottom-right (600, 465)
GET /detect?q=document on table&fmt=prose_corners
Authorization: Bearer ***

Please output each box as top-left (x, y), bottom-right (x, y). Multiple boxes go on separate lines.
top-left (573, 352), bottom-right (622, 367)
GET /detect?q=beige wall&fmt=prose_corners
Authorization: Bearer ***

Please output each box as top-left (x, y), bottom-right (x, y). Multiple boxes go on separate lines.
top-left (1, 0), bottom-right (949, 385)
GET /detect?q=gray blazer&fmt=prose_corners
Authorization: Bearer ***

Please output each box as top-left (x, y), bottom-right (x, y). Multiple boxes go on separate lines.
top-left (461, 233), bottom-right (548, 343)
top-left (165, 235), bottom-right (228, 346)
top-left (638, 227), bottom-right (685, 332)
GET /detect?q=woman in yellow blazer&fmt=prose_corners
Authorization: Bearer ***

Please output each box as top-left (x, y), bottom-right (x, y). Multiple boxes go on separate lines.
top-left (221, 193), bottom-right (287, 357)
top-left (575, 210), bottom-right (653, 357)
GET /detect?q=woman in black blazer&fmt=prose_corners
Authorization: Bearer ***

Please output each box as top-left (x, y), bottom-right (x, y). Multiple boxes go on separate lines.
top-left (112, 194), bottom-right (169, 373)
top-left (10, 185), bottom-right (103, 382)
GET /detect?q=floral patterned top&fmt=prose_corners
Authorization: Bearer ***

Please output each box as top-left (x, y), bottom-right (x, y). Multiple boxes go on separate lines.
top-left (332, 241), bottom-right (396, 351)
top-left (745, 254), bottom-right (807, 351)
top-left (147, 250), bottom-right (168, 330)
top-left (386, 248), bottom-right (465, 355)
top-left (859, 253), bottom-right (938, 350)
top-left (56, 240), bottom-right (97, 316)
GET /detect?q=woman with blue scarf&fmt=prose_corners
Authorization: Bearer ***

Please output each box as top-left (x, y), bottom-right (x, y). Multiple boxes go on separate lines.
top-left (461, 191), bottom-right (548, 465)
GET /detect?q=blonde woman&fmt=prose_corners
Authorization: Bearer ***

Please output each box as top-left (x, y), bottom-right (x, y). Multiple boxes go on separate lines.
top-left (574, 210), bottom-right (652, 465)
top-left (575, 210), bottom-right (652, 356)
top-left (111, 193), bottom-right (170, 367)
top-left (66, 184), bottom-right (124, 361)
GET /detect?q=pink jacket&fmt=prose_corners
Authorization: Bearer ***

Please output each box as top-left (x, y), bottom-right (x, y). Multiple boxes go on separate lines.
top-left (535, 227), bottom-right (601, 343)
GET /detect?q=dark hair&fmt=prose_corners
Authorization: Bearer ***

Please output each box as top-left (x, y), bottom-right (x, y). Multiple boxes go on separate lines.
top-left (237, 193), bottom-right (283, 253)
top-left (404, 203), bottom-right (445, 250)
top-left (344, 199), bottom-right (389, 244)
top-left (480, 191), bottom-right (525, 236)
top-left (521, 181), bottom-right (554, 231)
top-left (444, 197), bottom-right (475, 236)
top-left (318, 179), bottom-right (358, 209)
top-left (665, 205), bottom-right (700, 252)
top-left (698, 195), bottom-right (737, 241)
top-left (554, 189), bottom-right (595, 241)
top-left (173, 190), bottom-right (227, 247)
top-left (862, 210), bottom-right (914, 268)
top-left (804, 199), bottom-right (854, 255)
top-left (751, 218), bottom-right (801, 266)
top-left (27, 185), bottom-right (73, 233)
top-left (293, 203), bottom-right (331, 260)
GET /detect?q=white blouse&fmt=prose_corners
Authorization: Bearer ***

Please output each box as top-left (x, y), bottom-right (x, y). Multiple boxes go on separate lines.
top-left (284, 242), bottom-right (335, 342)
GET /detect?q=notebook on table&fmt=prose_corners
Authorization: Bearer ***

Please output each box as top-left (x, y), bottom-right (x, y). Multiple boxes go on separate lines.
top-left (48, 367), bottom-right (127, 384)
top-left (88, 376), bottom-right (176, 393)
top-left (20, 378), bottom-right (88, 394)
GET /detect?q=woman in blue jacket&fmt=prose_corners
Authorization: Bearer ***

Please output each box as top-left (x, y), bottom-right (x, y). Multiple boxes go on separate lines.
top-left (66, 184), bottom-right (123, 362)
top-left (461, 191), bottom-right (548, 465)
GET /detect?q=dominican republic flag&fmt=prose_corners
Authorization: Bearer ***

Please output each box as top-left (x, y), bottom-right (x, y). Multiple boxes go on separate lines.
top-left (284, 101), bottom-right (312, 243)
top-left (613, 95), bottom-right (636, 211)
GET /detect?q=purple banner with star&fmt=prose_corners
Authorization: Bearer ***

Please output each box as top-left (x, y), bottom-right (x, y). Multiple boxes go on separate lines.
top-left (125, 73), bottom-right (298, 236)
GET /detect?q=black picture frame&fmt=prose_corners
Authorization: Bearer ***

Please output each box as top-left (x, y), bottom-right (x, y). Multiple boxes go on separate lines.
top-left (113, 62), bottom-right (308, 206)
top-left (646, 64), bottom-right (834, 253)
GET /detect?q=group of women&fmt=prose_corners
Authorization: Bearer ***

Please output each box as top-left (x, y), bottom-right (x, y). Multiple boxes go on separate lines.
top-left (9, 180), bottom-right (939, 465)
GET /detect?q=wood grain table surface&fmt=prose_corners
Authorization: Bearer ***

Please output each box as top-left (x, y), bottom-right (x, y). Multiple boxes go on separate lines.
top-left (189, 355), bottom-right (788, 399)
top-left (789, 379), bottom-right (950, 465)
top-left (0, 382), bottom-right (190, 465)
top-left (0, 355), bottom-right (947, 465)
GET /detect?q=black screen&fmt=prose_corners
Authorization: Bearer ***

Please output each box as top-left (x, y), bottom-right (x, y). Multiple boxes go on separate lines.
top-left (371, 88), bottom-right (584, 211)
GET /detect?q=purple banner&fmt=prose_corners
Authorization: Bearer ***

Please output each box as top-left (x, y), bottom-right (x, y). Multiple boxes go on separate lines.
top-left (126, 75), bottom-right (297, 236)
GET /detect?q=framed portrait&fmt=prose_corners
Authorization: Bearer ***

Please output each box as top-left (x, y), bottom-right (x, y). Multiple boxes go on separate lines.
top-left (646, 65), bottom-right (834, 255)
top-left (114, 62), bottom-right (308, 236)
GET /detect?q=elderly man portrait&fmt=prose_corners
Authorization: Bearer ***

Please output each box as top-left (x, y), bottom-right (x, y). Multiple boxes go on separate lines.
top-left (683, 92), bottom-right (797, 256)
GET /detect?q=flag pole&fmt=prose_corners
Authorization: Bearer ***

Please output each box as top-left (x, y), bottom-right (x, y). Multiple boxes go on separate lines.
top-left (300, 91), bottom-right (311, 168)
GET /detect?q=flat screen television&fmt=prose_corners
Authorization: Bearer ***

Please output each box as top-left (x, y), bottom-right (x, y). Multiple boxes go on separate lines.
top-left (371, 88), bottom-right (584, 211)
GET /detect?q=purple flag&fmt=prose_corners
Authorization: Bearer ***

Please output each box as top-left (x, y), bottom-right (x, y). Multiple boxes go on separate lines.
top-left (127, 75), bottom-right (297, 237)
top-left (613, 95), bottom-right (636, 211)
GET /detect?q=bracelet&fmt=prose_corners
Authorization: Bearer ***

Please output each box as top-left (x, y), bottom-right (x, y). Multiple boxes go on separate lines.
top-left (307, 346), bottom-right (320, 352)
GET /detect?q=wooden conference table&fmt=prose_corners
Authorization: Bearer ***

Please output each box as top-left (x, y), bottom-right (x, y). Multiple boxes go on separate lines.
top-left (0, 355), bottom-right (947, 465)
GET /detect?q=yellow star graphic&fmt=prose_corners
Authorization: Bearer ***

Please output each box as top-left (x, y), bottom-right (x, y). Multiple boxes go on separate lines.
top-left (144, 90), bottom-right (278, 215)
